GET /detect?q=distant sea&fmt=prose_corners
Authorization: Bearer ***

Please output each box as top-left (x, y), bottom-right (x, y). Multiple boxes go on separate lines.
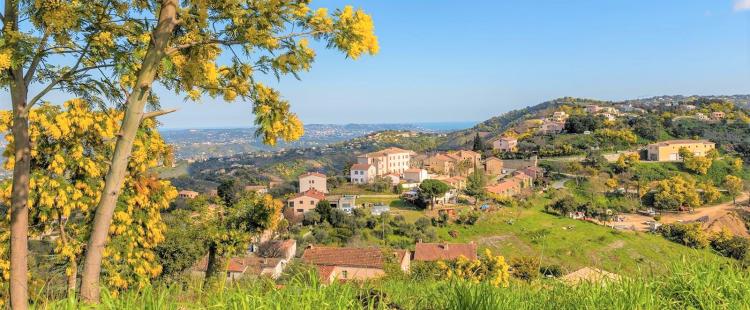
top-left (160, 121), bottom-right (478, 132)
top-left (414, 121), bottom-right (477, 132)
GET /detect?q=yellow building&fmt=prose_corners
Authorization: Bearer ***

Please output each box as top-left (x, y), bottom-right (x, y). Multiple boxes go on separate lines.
top-left (646, 140), bottom-right (715, 162)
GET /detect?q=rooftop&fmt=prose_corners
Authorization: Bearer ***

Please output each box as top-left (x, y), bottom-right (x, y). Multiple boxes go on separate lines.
top-left (650, 139), bottom-right (714, 147)
top-left (299, 172), bottom-right (326, 179)
top-left (292, 189), bottom-right (326, 200)
top-left (351, 163), bottom-right (373, 170)
top-left (302, 246), bottom-right (384, 269)
top-left (414, 242), bottom-right (477, 261)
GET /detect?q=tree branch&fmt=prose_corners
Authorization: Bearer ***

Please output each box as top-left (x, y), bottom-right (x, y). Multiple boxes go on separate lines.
top-left (165, 31), bottom-right (320, 55)
top-left (24, 31), bottom-right (51, 87)
top-left (143, 108), bottom-right (177, 119)
top-left (27, 41), bottom-right (93, 108)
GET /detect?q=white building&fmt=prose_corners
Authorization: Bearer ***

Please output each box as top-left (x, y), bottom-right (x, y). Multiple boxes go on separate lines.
top-left (356, 147), bottom-right (415, 176)
top-left (492, 137), bottom-right (517, 152)
top-left (299, 172), bottom-right (328, 193)
top-left (350, 163), bottom-right (376, 184)
top-left (403, 168), bottom-right (429, 183)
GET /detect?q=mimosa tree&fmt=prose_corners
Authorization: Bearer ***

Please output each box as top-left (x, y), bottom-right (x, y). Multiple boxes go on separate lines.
top-left (0, 99), bottom-right (176, 302)
top-left (2, 0), bottom-right (378, 304)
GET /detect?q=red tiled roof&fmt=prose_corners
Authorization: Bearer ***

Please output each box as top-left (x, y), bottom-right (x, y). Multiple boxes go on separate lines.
top-left (300, 172), bottom-right (327, 179)
top-left (302, 246), bottom-right (384, 269)
top-left (651, 139), bottom-right (713, 147)
top-left (393, 249), bottom-right (410, 262)
top-left (485, 157), bottom-right (503, 163)
top-left (316, 265), bottom-right (336, 281)
top-left (414, 243), bottom-right (477, 261)
top-left (404, 168), bottom-right (423, 173)
top-left (351, 163), bottom-right (373, 171)
top-left (292, 189), bottom-right (326, 200)
top-left (194, 255), bottom-right (283, 274)
top-left (485, 179), bottom-right (520, 194)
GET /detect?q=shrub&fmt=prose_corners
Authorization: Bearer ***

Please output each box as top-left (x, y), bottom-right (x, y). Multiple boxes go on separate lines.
top-left (710, 230), bottom-right (750, 261)
top-left (437, 249), bottom-right (511, 287)
top-left (659, 223), bottom-right (709, 249)
top-left (510, 256), bottom-right (541, 281)
top-left (409, 261), bottom-right (443, 281)
top-left (456, 210), bottom-right (480, 225)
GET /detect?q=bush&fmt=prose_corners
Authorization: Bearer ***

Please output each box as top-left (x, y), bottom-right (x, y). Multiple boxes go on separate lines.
top-left (409, 261), bottom-right (443, 281)
top-left (456, 210), bottom-right (480, 225)
top-left (437, 249), bottom-right (511, 287)
top-left (659, 223), bottom-right (709, 249)
top-left (510, 256), bottom-right (541, 281)
top-left (710, 230), bottom-right (750, 261)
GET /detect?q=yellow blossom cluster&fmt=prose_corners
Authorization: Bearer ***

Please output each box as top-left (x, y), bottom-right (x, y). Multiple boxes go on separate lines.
top-left (333, 6), bottom-right (379, 59)
top-left (0, 50), bottom-right (11, 70)
top-left (251, 83), bottom-right (304, 145)
top-left (437, 249), bottom-right (510, 287)
top-left (32, 0), bottom-right (81, 42)
top-left (0, 98), bottom-right (176, 291)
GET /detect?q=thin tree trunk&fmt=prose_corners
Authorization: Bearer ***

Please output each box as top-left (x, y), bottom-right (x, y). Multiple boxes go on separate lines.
top-left (9, 84), bottom-right (30, 310)
top-left (6, 2), bottom-right (30, 305)
top-left (79, 0), bottom-right (179, 303)
top-left (58, 216), bottom-right (77, 296)
top-left (205, 244), bottom-right (221, 281)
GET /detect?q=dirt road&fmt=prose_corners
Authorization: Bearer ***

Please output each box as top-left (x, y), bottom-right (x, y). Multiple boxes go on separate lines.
top-left (615, 193), bottom-right (749, 233)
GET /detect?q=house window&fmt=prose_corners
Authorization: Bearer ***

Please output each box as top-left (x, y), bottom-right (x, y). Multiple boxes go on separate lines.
top-left (310, 200), bottom-right (315, 205)
top-left (297, 209), bottom-right (304, 213)
top-left (342, 270), bottom-right (348, 278)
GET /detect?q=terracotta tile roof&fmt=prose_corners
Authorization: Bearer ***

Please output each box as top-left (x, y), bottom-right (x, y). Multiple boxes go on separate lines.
top-left (393, 249), bottom-right (409, 261)
top-left (292, 189), bottom-right (326, 200)
top-left (194, 255), bottom-right (284, 274)
top-left (404, 168), bottom-right (423, 173)
top-left (485, 179), bottom-right (520, 194)
top-left (316, 265), bottom-right (336, 281)
top-left (428, 153), bottom-right (454, 162)
top-left (650, 139), bottom-right (714, 147)
top-left (363, 147), bottom-right (414, 158)
top-left (351, 163), bottom-right (373, 171)
top-left (485, 157), bottom-right (503, 163)
top-left (414, 243), bottom-right (477, 261)
top-left (302, 246), bottom-right (384, 269)
top-left (300, 172), bottom-right (327, 179)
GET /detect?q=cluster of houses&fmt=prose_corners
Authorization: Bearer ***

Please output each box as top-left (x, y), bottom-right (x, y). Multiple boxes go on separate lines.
top-left (190, 240), bottom-right (478, 284)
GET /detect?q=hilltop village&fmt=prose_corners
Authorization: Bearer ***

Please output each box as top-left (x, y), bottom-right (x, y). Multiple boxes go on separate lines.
top-left (170, 96), bottom-right (750, 284)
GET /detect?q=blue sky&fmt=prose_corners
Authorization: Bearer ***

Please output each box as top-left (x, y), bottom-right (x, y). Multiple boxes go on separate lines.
top-left (5, 1), bottom-right (750, 128)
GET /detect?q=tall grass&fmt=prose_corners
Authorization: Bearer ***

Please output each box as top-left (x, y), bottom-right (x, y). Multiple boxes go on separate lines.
top-left (33, 257), bottom-right (750, 309)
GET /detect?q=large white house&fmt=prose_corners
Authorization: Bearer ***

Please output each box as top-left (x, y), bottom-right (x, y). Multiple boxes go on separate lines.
top-left (299, 172), bottom-right (327, 193)
top-left (403, 168), bottom-right (429, 183)
top-left (356, 147), bottom-right (415, 176)
top-left (350, 163), bottom-right (376, 184)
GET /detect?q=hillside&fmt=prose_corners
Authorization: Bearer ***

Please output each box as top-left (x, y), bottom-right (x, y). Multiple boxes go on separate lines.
top-left (439, 94), bottom-right (750, 150)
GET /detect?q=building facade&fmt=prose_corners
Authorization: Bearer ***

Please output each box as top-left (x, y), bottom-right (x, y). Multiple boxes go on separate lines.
top-left (356, 147), bottom-right (415, 176)
top-left (299, 172), bottom-right (328, 193)
top-left (287, 189), bottom-right (326, 216)
top-left (350, 163), bottom-right (376, 184)
top-left (492, 137), bottom-right (518, 152)
top-left (646, 140), bottom-right (715, 162)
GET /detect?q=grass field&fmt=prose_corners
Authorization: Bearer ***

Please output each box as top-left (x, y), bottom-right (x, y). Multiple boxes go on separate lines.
top-left (39, 256), bottom-right (750, 309)
top-left (434, 194), bottom-right (725, 276)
